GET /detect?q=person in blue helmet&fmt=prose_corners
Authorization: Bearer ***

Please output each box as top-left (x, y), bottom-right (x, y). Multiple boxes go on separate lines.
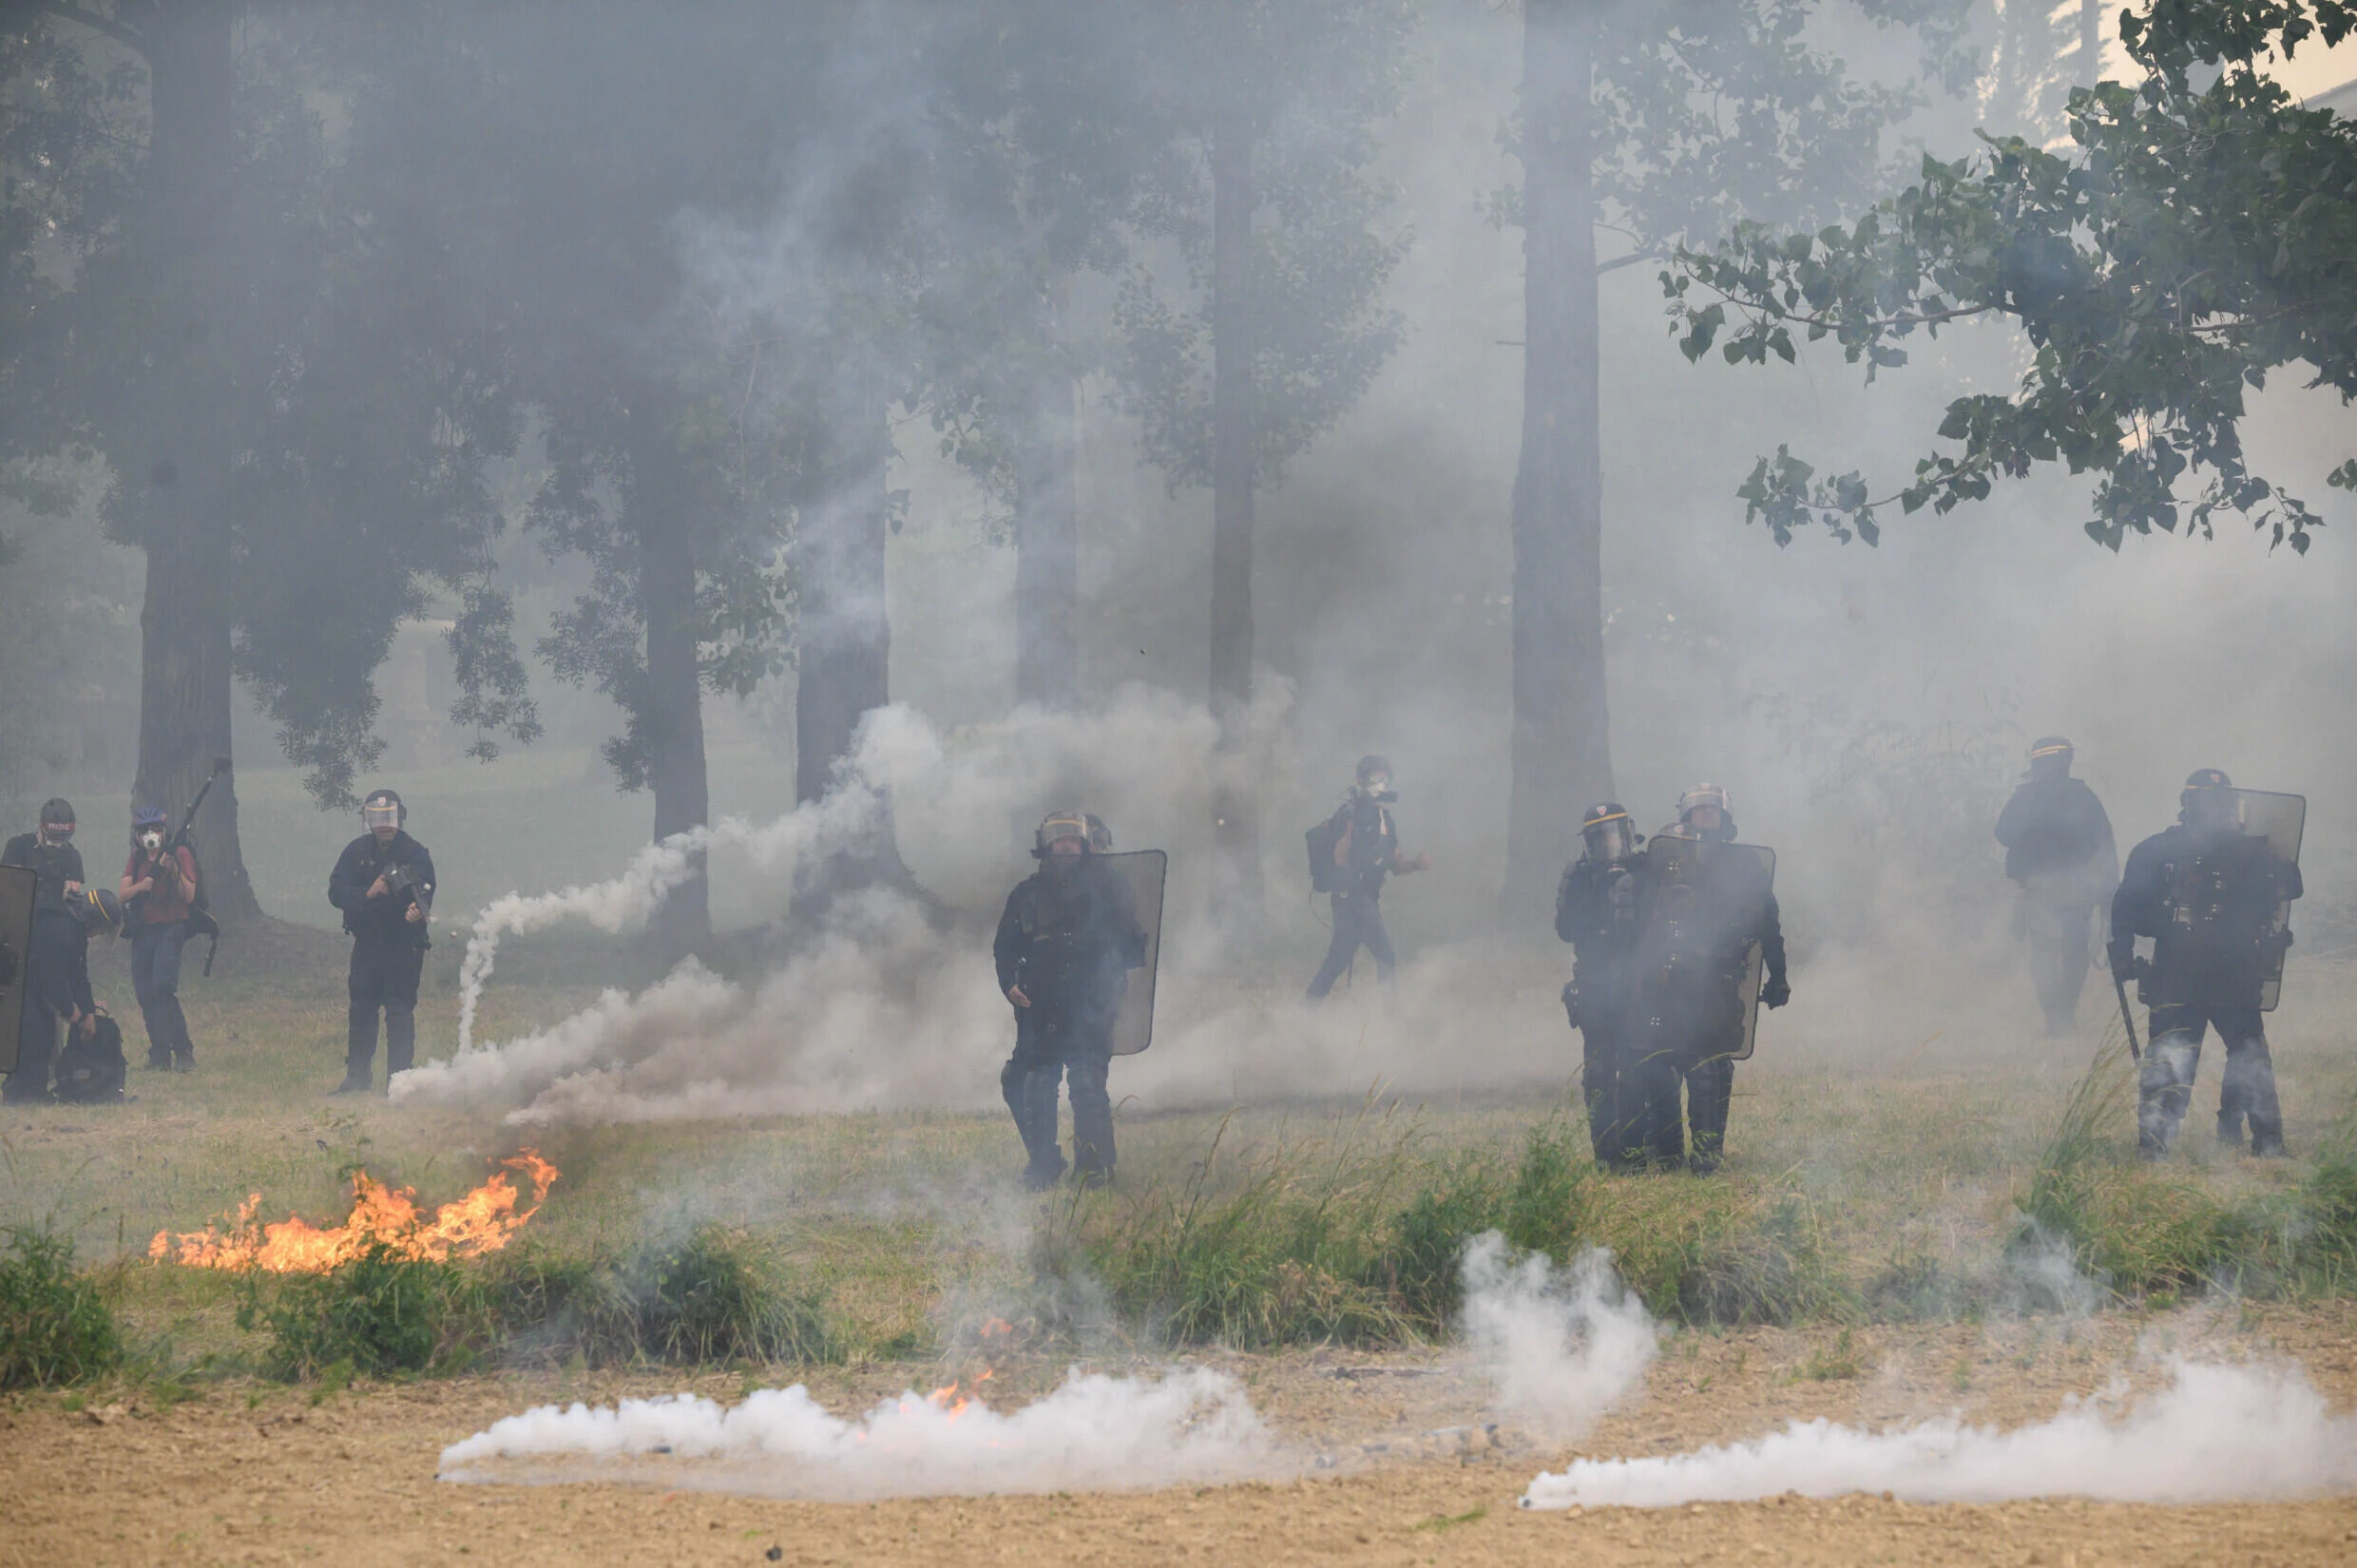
top-left (121, 804), bottom-right (200, 1072)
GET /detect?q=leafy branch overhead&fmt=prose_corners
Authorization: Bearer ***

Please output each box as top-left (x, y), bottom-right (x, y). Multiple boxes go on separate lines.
top-left (1663, 1), bottom-right (2357, 554)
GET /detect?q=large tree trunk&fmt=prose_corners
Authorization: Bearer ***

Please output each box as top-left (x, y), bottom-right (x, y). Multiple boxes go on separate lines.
top-left (1504, 0), bottom-right (1611, 923)
top-left (1207, 109), bottom-right (1262, 924)
top-left (634, 411), bottom-right (711, 959)
top-left (127, 0), bottom-right (259, 921)
top-left (1013, 365), bottom-right (1080, 712)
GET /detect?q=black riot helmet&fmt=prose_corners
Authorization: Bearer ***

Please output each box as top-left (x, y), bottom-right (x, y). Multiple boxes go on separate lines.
top-left (1580, 802), bottom-right (1636, 864)
top-left (1354, 755), bottom-right (1397, 801)
top-left (71, 885), bottom-right (125, 936)
top-left (38, 798), bottom-right (74, 842)
top-left (1033, 808), bottom-right (1111, 858)
top-left (362, 788), bottom-right (406, 837)
top-left (2179, 768), bottom-right (2238, 831)
top-left (2028, 736), bottom-right (2074, 778)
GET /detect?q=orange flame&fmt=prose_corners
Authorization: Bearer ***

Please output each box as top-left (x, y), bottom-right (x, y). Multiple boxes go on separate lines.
top-left (148, 1151), bottom-right (557, 1273)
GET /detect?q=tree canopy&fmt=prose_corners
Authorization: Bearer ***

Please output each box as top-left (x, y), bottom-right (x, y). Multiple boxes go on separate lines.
top-left (1666, 0), bottom-right (2357, 553)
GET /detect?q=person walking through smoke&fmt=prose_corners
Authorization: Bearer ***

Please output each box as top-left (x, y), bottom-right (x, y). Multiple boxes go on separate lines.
top-left (1995, 737), bottom-right (2117, 1036)
top-left (3, 800), bottom-right (87, 1104)
top-left (1303, 755), bottom-right (1429, 1001)
top-left (1649, 785), bottom-right (1788, 1173)
top-left (2109, 770), bottom-right (2304, 1158)
top-left (1556, 802), bottom-right (1647, 1167)
top-left (995, 810), bottom-right (1149, 1190)
top-left (328, 789), bottom-right (436, 1095)
top-left (121, 804), bottom-right (200, 1072)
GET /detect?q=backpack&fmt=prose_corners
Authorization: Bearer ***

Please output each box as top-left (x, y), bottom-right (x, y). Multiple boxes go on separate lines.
top-left (1305, 810), bottom-right (1346, 894)
top-left (53, 1013), bottom-right (126, 1104)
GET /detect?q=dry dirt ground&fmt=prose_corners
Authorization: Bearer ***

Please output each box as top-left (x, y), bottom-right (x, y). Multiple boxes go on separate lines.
top-left (10, 1300), bottom-right (2356, 1566)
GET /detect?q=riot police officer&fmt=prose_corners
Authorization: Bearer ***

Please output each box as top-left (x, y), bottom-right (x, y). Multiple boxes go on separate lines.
top-left (1665, 785), bottom-right (1789, 1172)
top-left (2, 800), bottom-right (86, 1104)
top-left (994, 810), bottom-right (1148, 1189)
top-left (1995, 737), bottom-right (2118, 1036)
top-left (2109, 770), bottom-right (2303, 1157)
top-left (327, 789), bottom-right (436, 1095)
top-left (1556, 803), bottom-right (1647, 1168)
top-left (1305, 755), bottom-right (1430, 1001)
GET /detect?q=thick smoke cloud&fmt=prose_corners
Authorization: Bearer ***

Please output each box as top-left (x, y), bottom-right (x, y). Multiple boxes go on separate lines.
top-left (1521, 1357), bottom-right (2357, 1508)
top-left (436, 1367), bottom-right (1273, 1499)
top-left (1459, 1234), bottom-right (1658, 1443)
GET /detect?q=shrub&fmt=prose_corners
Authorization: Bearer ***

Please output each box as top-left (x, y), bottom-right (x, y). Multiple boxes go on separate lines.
top-left (482, 1225), bottom-right (834, 1367)
top-left (238, 1243), bottom-right (489, 1381)
top-left (0, 1224), bottom-right (123, 1388)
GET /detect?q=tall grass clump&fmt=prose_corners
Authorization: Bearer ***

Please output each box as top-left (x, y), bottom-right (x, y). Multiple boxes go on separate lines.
top-left (1058, 1109), bottom-right (1841, 1346)
top-left (484, 1224), bottom-right (834, 1367)
top-left (237, 1243), bottom-right (490, 1380)
top-left (0, 1224), bottom-right (124, 1388)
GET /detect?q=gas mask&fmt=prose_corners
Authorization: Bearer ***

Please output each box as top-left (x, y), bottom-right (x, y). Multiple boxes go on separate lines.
top-left (140, 831), bottom-right (164, 852)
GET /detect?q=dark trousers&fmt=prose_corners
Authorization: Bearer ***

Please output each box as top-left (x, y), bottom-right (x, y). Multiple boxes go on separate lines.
top-left (2139, 1001), bottom-right (2283, 1154)
top-left (1586, 1031), bottom-right (1734, 1172)
top-left (348, 939), bottom-right (426, 1080)
top-left (130, 922), bottom-right (193, 1064)
top-left (5, 1002), bottom-right (58, 1103)
top-left (1306, 892), bottom-right (1396, 999)
top-left (2022, 896), bottom-right (2097, 1033)
top-left (1001, 1015), bottom-right (1115, 1179)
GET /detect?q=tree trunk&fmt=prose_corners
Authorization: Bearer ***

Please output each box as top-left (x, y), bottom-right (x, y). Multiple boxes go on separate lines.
top-left (1504, 0), bottom-right (1611, 923)
top-left (127, 0), bottom-right (259, 922)
top-left (634, 409), bottom-right (711, 959)
top-left (1014, 364), bottom-right (1080, 711)
top-left (1207, 108), bottom-right (1262, 923)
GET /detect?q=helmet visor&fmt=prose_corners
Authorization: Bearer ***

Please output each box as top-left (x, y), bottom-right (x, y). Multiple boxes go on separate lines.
top-left (363, 800), bottom-right (401, 832)
top-left (1582, 816), bottom-right (1635, 863)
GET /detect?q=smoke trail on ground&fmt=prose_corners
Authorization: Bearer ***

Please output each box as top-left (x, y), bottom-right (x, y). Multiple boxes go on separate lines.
top-left (1460, 1233), bottom-right (1658, 1442)
top-left (435, 1367), bottom-right (1273, 1500)
top-left (1520, 1358), bottom-right (2357, 1508)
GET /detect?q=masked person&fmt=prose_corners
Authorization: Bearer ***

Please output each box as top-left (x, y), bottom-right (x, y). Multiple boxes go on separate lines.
top-left (2, 801), bottom-right (87, 1104)
top-left (2110, 770), bottom-right (2303, 1157)
top-left (1995, 738), bottom-right (2118, 1036)
top-left (995, 811), bottom-right (1148, 1190)
top-left (1304, 755), bottom-right (1431, 1001)
top-left (1555, 803), bottom-right (1647, 1168)
top-left (120, 805), bottom-right (200, 1072)
top-left (327, 789), bottom-right (435, 1095)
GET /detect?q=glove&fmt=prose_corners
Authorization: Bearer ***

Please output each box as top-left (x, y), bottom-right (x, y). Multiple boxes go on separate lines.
top-left (1761, 974), bottom-right (1791, 1009)
top-left (2108, 951), bottom-right (2145, 984)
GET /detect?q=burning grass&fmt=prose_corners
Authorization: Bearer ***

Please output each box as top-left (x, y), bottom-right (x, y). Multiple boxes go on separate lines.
top-left (149, 1151), bottom-right (558, 1272)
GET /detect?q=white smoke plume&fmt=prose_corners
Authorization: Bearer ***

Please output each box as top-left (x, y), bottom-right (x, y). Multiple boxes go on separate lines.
top-left (435, 1367), bottom-right (1274, 1500)
top-left (1460, 1233), bottom-right (1658, 1443)
top-left (1520, 1358), bottom-right (2357, 1508)
top-left (407, 685), bottom-right (1281, 1119)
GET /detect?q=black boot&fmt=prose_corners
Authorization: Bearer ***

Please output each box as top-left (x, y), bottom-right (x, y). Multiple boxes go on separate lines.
top-left (335, 1009), bottom-right (376, 1096)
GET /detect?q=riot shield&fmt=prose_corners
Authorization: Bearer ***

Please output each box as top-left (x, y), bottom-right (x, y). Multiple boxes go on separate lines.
top-left (1102, 851), bottom-right (1166, 1056)
top-left (2230, 790), bottom-right (2305, 1011)
top-left (1715, 843), bottom-right (1777, 1061)
top-left (0, 865), bottom-right (32, 1077)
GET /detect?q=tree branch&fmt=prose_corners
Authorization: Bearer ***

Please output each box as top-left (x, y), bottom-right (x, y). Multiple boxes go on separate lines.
top-left (31, 1), bottom-right (145, 55)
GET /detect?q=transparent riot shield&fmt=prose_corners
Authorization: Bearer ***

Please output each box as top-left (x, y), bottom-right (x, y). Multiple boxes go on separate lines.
top-left (2229, 790), bottom-right (2305, 1011)
top-left (1102, 851), bottom-right (1166, 1056)
top-left (0, 865), bottom-right (33, 1077)
top-left (1714, 843), bottom-right (1777, 1061)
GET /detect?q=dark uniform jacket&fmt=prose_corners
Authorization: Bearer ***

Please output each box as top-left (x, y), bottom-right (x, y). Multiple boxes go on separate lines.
top-left (994, 861), bottom-right (1147, 1053)
top-left (2111, 824), bottom-right (2301, 1008)
top-left (1634, 840), bottom-right (1782, 1047)
top-left (1327, 794), bottom-right (1401, 900)
top-left (28, 908), bottom-right (94, 1022)
top-left (329, 832), bottom-right (437, 947)
top-left (2, 833), bottom-right (85, 921)
top-left (1996, 775), bottom-right (2117, 894)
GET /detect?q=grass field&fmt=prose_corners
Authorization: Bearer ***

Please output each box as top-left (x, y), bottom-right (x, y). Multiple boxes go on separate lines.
top-left (6, 925), bottom-right (2354, 1389)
